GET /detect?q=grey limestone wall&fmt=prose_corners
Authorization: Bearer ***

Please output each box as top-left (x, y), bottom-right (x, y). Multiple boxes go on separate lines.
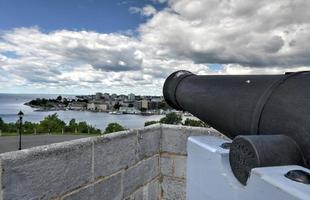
top-left (160, 125), bottom-right (222, 200)
top-left (0, 124), bottom-right (221, 200)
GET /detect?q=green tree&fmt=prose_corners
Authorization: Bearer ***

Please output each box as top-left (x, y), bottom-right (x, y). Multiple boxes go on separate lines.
top-left (64, 119), bottom-right (101, 134)
top-left (144, 121), bottom-right (159, 127)
top-left (63, 98), bottom-right (69, 106)
top-left (0, 117), bottom-right (16, 133)
top-left (10, 122), bottom-right (18, 133)
top-left (88, 126), bottom-right (101, 134)
top-left (56, 95), bottom-right (62, 101)
top-left (23, 121), bottom-right (39, 134)
top-left (38, 113), bottom-right (66, 134)
top-left (66, 118), bottom-right (77, 133)
top-left (158, 101), bottom-right (170, 110)
top-left (159, 112), bottom-right (182, 125)
top-left (77, 121), bottom-right (88, 133)
top-left (183, 118), bottom-right (210, 128)
top-left (105, 123), bottom-right (125, 134)
top-left (0, 117), bottom-right (4, 131)
top-left (0, 115), bottom-right (102, 135)
top-left (113, 102), bottom-right (121, 110)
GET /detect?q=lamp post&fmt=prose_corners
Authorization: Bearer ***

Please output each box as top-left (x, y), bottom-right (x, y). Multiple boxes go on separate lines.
top-left (17, 110), bottom-right (24, 150)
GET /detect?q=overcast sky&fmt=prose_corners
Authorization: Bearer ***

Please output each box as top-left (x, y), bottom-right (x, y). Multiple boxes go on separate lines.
top-left (1, 0), bottom-right (310, 95)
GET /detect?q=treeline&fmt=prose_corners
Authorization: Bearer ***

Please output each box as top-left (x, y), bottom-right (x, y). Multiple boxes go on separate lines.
top-left (25, 95), bottom-right (88, 108)
top-left (0, 113), bottom-right (101, 134)
top-left (144, 112), bottom-right (210, 128)
top-left (0, 112), bottom-right (209, 136)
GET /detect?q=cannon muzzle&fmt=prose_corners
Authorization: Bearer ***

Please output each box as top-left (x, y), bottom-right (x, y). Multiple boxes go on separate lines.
top-left (163, 70), bottom-right (310, 185)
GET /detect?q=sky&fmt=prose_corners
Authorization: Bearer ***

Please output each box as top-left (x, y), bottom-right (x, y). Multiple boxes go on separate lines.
top-left (0, 0), bottom-right (310, 95)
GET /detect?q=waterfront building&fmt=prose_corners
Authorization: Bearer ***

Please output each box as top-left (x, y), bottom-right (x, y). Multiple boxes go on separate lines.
top-left (68, 102), bottom-right (87, 111)
top-left (128, 93), bottom-right (135, 101)
top-left (148, 101), bottom-right (160, 110)
top-left (97, 103), bottom-right (109, 112)
top-left (87, 102), bottom-right (96, 111)
top-left (87, 102), bottom-right (108, 112)
top-left (121, 101), bottom-right (129, 107)
top-left (141, 99), bottom-right (149, 109)
top-left (134, 101), bottom-right (142, 110)
top-left (119, 106), bottom-right (141, 114)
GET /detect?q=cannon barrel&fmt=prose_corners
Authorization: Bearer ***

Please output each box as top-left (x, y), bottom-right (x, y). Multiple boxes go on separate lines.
top-left (163, 70), bottom-right (310, 185)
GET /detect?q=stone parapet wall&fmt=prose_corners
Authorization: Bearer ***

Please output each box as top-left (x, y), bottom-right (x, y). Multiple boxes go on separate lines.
top-left (0, 124), bottom-right (222, 200)
top-left (160, 125), bottom-right (222, 200)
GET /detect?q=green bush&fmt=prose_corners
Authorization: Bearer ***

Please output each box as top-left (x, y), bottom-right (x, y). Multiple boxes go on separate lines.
top-left (38, 113), bottom-right (66, 133)
top-left (159, 112), bottom-right (182, 125)
top-left (183, 118), bottom-right (210, 128)
top-left (105, 123), bottom-right (126, 134)
top-left (23, 121), bottom-right (38, 134)
top-left (144, 121), bottom-right (159, 127)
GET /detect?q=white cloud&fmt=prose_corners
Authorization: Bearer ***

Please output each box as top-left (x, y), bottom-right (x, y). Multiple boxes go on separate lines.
top-left (219, 64), bottom-right (310, 75)
top-left (1, 0), bottom-right (310, 94)
top-left (129, 5), bottom-right (157, 17)
top-left (142, 5), bottom-right (157, 16)
top-left (129, 7), bottom-right (141, 14)
top-left (140, 0), bottom-right (310, 68)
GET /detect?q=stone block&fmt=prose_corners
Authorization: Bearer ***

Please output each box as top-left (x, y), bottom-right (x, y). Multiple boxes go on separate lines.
top-left (63, 171), bottom-right (122, 200)
top-left (174, 156), bottom-right (186, 179)
top-left (124, 187), bottom-right (143, 200)
top-left (161, 176), bottom-right (186, 200)
top-left (136, 126), bottom-right (161, 159)
top-left (161, 155), bottom-right (186, 179)
top-left (185, 126), bottom-right (223, 139)
top-left (161, 126), bottom-right (188, 155)
top-left (62, 185), bottom-right (94, 200)
top-left (161, 125), bottom-right (219, 155)
top-left (124, 178), bottom-right (160, 200)
top-left (123, 155), bottom-right (160, 198)
top-left (94, 131), bottom-right (138, 178)
top-left (0, 138), bottom-right (93, 200)
top-left (160, 156), bottom-right (174, 177)
top-left (145, 179), bottom-right (160, 200)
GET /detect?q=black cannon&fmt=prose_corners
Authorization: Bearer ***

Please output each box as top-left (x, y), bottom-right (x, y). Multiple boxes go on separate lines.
top-left (163, 70), bottom-right (310, 185)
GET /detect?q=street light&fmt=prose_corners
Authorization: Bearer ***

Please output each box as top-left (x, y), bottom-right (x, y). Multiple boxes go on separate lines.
top-left (17, 110), bottom-right (24, 150)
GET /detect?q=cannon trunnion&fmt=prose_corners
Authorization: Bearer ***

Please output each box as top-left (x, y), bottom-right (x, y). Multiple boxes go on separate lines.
top-left (163, 70), bottom-right (310, 185)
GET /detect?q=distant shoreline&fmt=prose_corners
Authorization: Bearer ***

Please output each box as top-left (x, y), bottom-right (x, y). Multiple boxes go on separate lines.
top-left (23, 94), bottom-right (171, 116)
top-left (24, 102), bottom-right (165, 116)
top-left (0, 93), bottom-right (165, 130)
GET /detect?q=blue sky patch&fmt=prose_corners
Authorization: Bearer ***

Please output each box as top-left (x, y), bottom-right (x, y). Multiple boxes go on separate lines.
top-left (1, 51), bottom-right (19, 58)
top-left (208, 64), bottom-right (223, 72)
top-left (0, 0), bottom-right (166, 33)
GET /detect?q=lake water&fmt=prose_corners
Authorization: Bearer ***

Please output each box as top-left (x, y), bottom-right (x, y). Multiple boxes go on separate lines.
top-left (0, 93), bottom-right (163, 130)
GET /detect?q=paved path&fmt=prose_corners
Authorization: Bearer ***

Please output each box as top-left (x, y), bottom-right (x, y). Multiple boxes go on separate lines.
top-left (0, 135), bottom-right (94, 154)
